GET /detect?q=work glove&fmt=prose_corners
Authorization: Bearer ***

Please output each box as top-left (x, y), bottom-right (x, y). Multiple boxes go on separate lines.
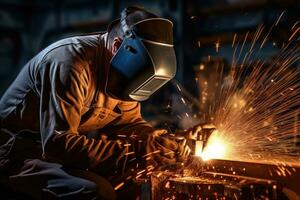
top-left (145, 129), bottom-right (191, 167)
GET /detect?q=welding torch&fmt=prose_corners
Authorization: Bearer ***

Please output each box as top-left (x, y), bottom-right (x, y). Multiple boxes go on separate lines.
top-left (180, 124), bottom-right (216, 156)
top-left (194, 124), bottom-right (216, 154)
top-left (167, 124), bottom-right (216, 157)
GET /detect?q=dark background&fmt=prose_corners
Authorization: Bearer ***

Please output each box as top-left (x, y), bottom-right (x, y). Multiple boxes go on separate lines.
top-left (0, 0), bottom-right (299, 128)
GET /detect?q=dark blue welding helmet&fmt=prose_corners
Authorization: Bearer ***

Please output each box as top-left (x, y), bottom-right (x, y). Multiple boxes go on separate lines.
top-left (106, 7), bottom-right (177, 101)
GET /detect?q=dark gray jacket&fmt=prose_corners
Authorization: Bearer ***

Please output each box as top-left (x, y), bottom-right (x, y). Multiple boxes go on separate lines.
top-left (0, 33), bottom-right (153, 175)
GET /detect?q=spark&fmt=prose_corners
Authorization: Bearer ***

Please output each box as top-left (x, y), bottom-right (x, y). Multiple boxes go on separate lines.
top-left (288, 27), bottom-right (300, 41)
top-left (291, 20), bottom-right (300, 30)
top-left (232, 33), bottom-right (237, 47)
top-left (275, 11), bottom-right (285, 26)
top-left (114, 182), bottom-right (125, 191)
top-left (190, 14), bottom-right (300, 168)
top-left (137, 169), bottom-right (146, 175)
top-left (176, 84), bottom-right (182, 92)
top-left (207, 49), bottom-right (300, 165)
top-left (117, 134), bottom-right (127, 138)
top-left (124, 152), bottom-right (135, 156)
top-left (215, 40), bottom-right (220, 53)
top-left (260, 12), bottom-right (285, 50)
top-left (165, 181), bottom-right (170, 188)
top-left (135, 174), bottom-right (143, 179)
top-left (146, 171), bottom-right (153, 176)
top-left (146, 165), bottom-right (155, 171)
top-left (156, 172), bottom-right (163, 177)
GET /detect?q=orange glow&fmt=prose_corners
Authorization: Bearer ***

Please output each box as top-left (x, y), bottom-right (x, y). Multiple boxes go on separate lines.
top-left (195, 140), bottom-right (203, 157)
top-left (195, 130), bottom-right (228, 161)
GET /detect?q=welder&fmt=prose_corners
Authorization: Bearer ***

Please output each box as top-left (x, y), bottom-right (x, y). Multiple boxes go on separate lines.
top-left (0, 6), bottom-right (205, 200)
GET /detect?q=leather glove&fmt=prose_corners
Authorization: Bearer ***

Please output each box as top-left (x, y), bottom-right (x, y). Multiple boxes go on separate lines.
top-left (145, 129), bottom-right (191, 167)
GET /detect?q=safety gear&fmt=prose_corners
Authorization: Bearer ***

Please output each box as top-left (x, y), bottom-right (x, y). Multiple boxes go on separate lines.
top-left (145, 129), bottom-right (191, 167)
top-left (106, 9), bottom-right (177, 101)
top-left (0, 33), bottom-right (154, 177)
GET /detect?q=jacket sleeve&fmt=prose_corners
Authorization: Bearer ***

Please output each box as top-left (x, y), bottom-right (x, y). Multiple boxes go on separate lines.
top-left (38, 57), bottom-right (133, 176)
top-left (103, 101), bottom-right (155, 138)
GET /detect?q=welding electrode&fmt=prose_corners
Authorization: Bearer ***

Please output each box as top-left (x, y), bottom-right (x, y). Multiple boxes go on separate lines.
top-left (198, 126), bottom-right (216, 151)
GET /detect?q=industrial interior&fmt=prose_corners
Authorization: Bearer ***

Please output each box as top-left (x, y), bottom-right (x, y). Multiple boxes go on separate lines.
top-left (0, 0), bottom-right (300, 199)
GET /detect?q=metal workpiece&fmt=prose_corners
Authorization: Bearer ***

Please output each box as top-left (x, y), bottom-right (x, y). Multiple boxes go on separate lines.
top-left (148, 158), bottom-right (300, 200)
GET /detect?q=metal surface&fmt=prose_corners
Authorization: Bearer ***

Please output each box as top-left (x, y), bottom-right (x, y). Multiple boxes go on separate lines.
top-left (149, 158), bottom-right (300, 200)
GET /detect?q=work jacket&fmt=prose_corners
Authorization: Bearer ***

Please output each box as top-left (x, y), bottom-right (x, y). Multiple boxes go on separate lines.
top-left (0, 33), bottom-right (153, 177)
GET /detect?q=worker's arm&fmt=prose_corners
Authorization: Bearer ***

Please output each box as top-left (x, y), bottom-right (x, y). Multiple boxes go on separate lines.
top-left (102, 101), bottom-right (154, 137)
top-left (102, 101), bottom-right (191, 166)
top-left (38, 56), bottom-right (131, 176)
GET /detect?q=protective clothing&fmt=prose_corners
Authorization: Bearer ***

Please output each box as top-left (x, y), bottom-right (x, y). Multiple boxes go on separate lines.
top-left (0, 31), bottom-right (183, 199)
top-left (106, 13), bottom-right (177, 101)
top-left (8, 159), bottom-right (114, 200)
top-left (0, 33), bottom-right (154, 175)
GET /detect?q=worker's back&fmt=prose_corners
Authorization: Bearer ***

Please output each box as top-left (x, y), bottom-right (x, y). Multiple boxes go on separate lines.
top-left (0, 34), bottom-right (102, 133)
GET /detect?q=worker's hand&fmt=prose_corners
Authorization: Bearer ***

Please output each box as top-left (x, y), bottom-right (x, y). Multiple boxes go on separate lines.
top-left (176, 138), bottom-right (192, 162)
top-left (146, 129), bottom-right (191, 167)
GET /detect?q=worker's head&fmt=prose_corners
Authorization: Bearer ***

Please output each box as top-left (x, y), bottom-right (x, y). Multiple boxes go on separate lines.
top-left (105, 6), bottom-right (177, 101)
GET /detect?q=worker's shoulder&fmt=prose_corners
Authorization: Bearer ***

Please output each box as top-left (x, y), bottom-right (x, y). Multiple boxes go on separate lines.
top-left (40, 34), bottom-right (101, 64)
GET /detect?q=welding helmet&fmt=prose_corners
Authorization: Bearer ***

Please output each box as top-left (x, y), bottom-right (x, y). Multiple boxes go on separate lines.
top-left (106, 7), bottom-right (177, 101)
